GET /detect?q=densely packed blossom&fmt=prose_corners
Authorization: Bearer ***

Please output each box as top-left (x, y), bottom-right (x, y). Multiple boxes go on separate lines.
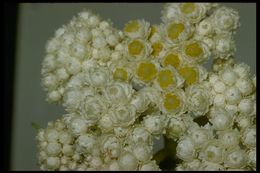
top-left (36, 3), bottom-right (256, 171)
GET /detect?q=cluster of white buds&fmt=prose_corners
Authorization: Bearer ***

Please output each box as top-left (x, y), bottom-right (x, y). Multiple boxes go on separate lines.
top-left (37, 3), bottom-right (255, 171)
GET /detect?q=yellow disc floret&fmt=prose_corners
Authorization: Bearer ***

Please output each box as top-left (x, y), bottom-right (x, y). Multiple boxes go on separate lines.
top-left (113, 68), bottom-right (128, 82)
top-left (181, 3), bottom-right (196, 14)
top-left (162, 53), bottom-right (180, 68)
top-left (178, 66), bottom-right (198, 86)
top-left (136, 62), bottom-right (157, 82)
top-left (157, 69), bottom-right (175, 89)
top-left (167, 23), bottom-right (185, 41)
top-left (185, 42), bottom-right (203, 58)
top-left (164, 93), bottom-right (181, 111)
top-left (128, 40), bottom-right (145, 56)
top-left (124, 20), bottom-right (140, 33)
top-left (151, 41), bottom-right (163, 56)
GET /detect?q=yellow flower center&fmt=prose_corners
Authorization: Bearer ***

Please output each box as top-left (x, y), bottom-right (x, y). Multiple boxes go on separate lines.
top-left (167, 23), bottom-right (185, 41)
top-left (163, 53), bottom-right (180, 68)
top-left (151, 41), bottom-right (163, 56)
top-left (178, 66), bottom-right (198, 86)
top-left (128, 40), bottom-right (145, 56)
top-left (113, 68), bottom-right (128, 82)
top-left (185, 42), bottom-right (203, 58)
top-left (164, 93), bottom-right (181, 111)
top-left (181, 3), bottom-right (196, 14)
top-left (124, 20), bottom-right (140, 33)
top-left (157, 69), bottom-right (175, 89)
top-left (136, 62), bottom-right (157, 82)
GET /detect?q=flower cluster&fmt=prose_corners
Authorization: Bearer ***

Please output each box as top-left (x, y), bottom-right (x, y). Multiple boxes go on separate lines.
top-left (37, 3), bottom-right (256, 171)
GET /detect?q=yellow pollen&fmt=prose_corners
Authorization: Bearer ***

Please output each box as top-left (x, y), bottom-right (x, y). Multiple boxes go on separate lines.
top-left (152, 41), bottom-right (163, 56)
top-left (164, 93), bottom-right (181, 111)
top-left (167, 23), bottom-right (185, 40)
top-left (136, 62), bottom-right (157, 82)
top-left (124, 20), bottom-right (140, 33)
top-left (181, 3), bottom-right (196, 14)
top-left (178, 66), bottom-right (198, 86)
top-left (157, 69), bottom-right (175, 89)
top-left (163, 53), bottom-right (180, 68)
top-left (113, 68), bottom-right (128, 81)
top-left (185, 42), bottom-right (203, 58)
top-left (128, 40), bottom-right (145, 56)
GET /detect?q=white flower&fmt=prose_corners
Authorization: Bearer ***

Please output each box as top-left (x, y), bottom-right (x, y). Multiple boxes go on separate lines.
top-left (242, 127), bottom-right (256, 147)
top-left (238, 98), bottom-right (254, 115)
top-left (212, 6), bottom-right (240, 34)
top-left (45, 128), bottom-right (59, 142)
top-left (45, 142), bottom-right (62, 156)
top-left (100, 134), bottom-right (121, 159)
top-left (85, 66), bottom-right (110, 88)
top-left (130, 92), bottom-right (150, 113)
top-left (76, 134), bottom-right (96, 153)
top-left (233, 62), bottom-right (251, 78)
top-left (181, 40), bottom-right (210, 64)
top-left (196, 19), bottom-right (213, 36)
top-left (188, 126), bottom-right (214, 148)
top-left (59, 131), bottom-right (73, 144)
top-left (225, 86), bottom-right (242, 105)
top-left (64, 57), bottom-right (81, 75)
top-left (79, 95), bottom-right (108, 122)
top-left (98, 114), bottom-right (114, 132)
top-left (212, 80), bottom-right (226, 93)
top-left (42, 75), bottom-right (59, 91)
top-left (160, 89), bottom-right (186, 115)
top-left (62, 144), bottom-right (74, 156)
top-left (214, 34), bottom-right (236, 59)
top-left (46, 156), bottom-right (61, 170)
top-left (235, 78), bottom-right (254, 96)
top-left (130, 126), bottom-right (153, 144)
top-left (166, 116), bottom-right (187, 140)
top-left (62, 88), bottom-right (84, 111)
top-left (199, 161), bottom-right (225, 171)
top-left (108, 104), bottom-right (137, 127)
top-left (161, 20), bottom-right (193, 45)
top-left (103, 82), bottom-right (134, 104)
top-left (224, 147), bottom-right (248, 169)
top-left (68, 117), bottom-right (89, 136)
top-left (143, 113), bottom-right (168, 136)
top-left (139, 160), bottom-right (160, 171)
top-left (199, 140), bottom-right (224, 163)
top-left (176, 136), bottom-right (196, 162)
top-left (92, 36), bottom-right (107, 48)
top-left (123, 19), bottom-right (150, 39)
top-left (235, 114), bottom-right (252, 130)
top-left (118, 151), bottom-right (138, 170)
top-left (220, 66), bottom-right (238, 86)
top-left (126, 38), bottom-right (152, 59)
top-left (217, 129), bottom-right (240, 148)
top-left (132, 142), bottom-right (153, 162)
top-left (47, 90), bottom-right (62, 103)
top-left (209, 107), bottom-right (233, 130)
top-left (185, 84), bottom-right (212, 117)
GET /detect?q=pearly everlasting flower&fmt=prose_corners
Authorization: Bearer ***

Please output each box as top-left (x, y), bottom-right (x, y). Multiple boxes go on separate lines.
top-left (85, 66), bottom-right (110, 88)
top-left (185, 84), bottom-right (212, 117)
top-left (209, 107), bottom-right (233, 130)
top-left (198, 140), bottom-right (225, 163)
top-left (139, 160), bottom-right (161, 171)
top-left (241, 126), bottom-right (256, 147)
top-left (224, 147), bottom-right (248, 169)
top-left (176, 136), bottom-right (196, 162)
top-left (143, 113), bottom-right (168, 136)
top-left (108, 104), bottom-right (137, 127)
top-left (118, 151), bottom-right (138, 170)
top-left (123, 19), bottom-right (150, 39)
top-left (103, 81), bottom-right (134, 104)
top-left (211, 6), bottom-right (240, 34)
